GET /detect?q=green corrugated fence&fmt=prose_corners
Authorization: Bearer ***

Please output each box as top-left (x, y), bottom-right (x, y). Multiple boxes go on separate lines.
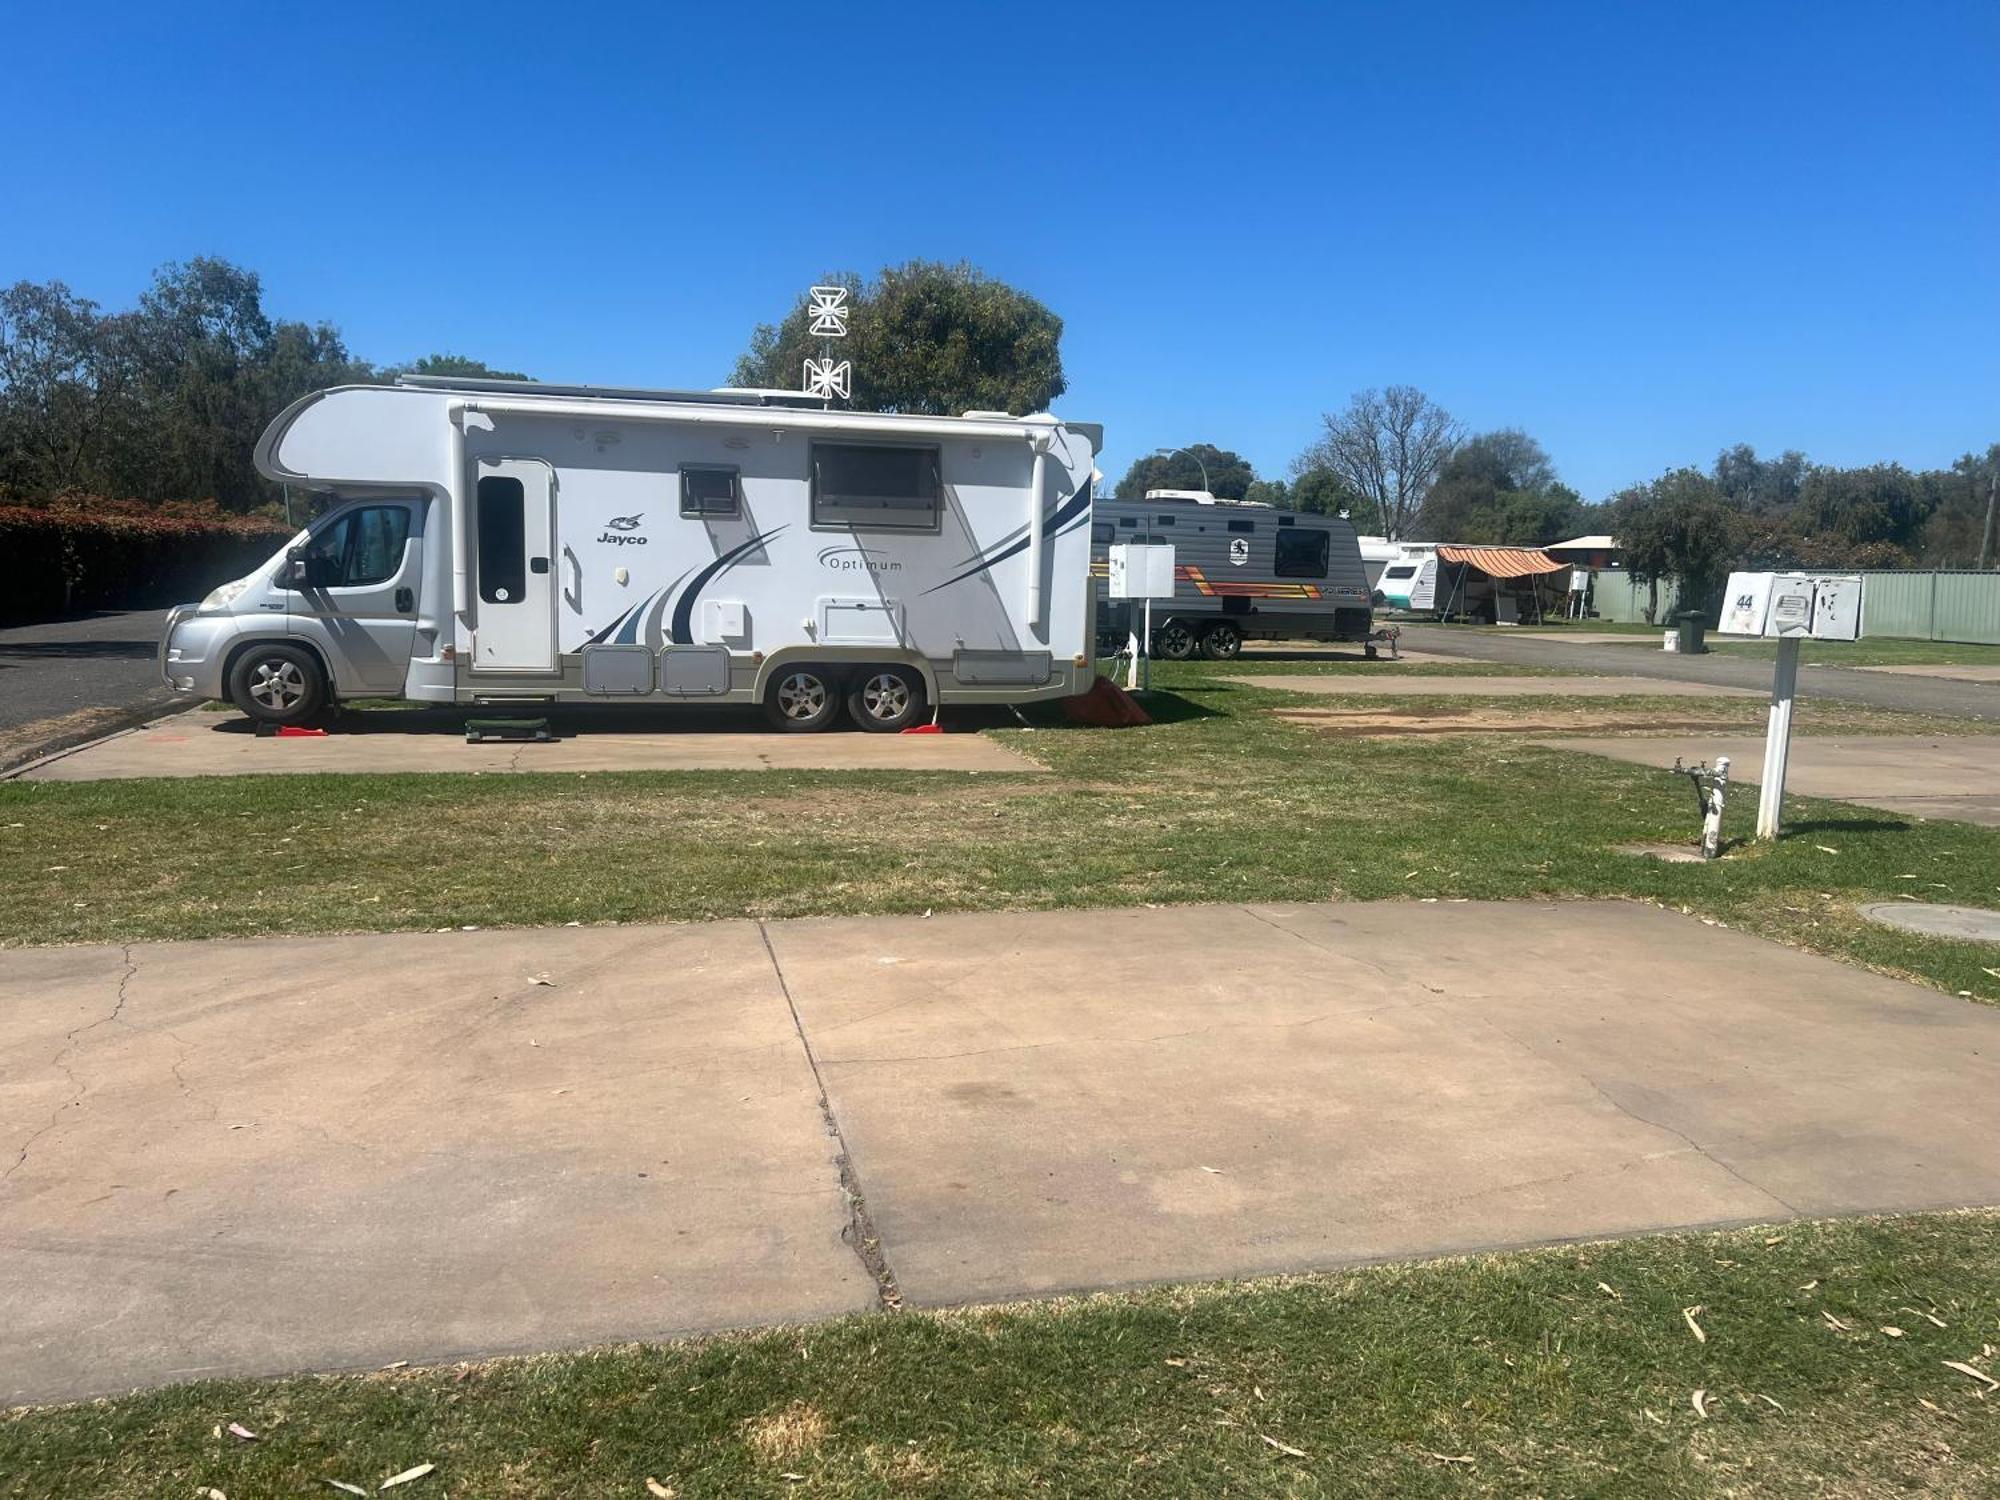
top-left (1861, 570), bottom-right (2000, 644)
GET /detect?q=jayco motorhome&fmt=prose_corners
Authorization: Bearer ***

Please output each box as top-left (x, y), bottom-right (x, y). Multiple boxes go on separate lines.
top-left (159, 377), bottom-right (1101, 731)
top-left (1091, 493), bottom-right (1373, 658)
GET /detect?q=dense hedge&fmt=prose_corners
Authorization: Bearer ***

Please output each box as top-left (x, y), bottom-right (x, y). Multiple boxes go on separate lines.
top-left (0, 497), bottom-right (293, 623)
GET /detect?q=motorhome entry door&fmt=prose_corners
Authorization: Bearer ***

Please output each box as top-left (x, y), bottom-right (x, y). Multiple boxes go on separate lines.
top-left (471, 458), bottom-right (557, 673)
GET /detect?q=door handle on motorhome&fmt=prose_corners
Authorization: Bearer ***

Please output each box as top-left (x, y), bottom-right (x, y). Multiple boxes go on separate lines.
top-left (395, 586), bottom-right (414, 613)
top-left (562, 546), bottom-right (582, 611)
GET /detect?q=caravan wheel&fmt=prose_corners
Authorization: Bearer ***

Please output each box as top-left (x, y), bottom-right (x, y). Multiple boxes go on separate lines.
top-left (1198, 621), bottom-right (1243, 659)
top-left (764, 666), bottom-right (842, 732)
top-left (848, 667), bottom-right (926, 733)
top-left (1153, 620), bottom-right (1197, 660)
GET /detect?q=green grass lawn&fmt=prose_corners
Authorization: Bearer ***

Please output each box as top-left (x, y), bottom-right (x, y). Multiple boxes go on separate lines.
top-left (1704, 637), bottom-right (2000, 668)
top-left (6, 1212), bottom-right (1997, 1498)
top-left (2, 665), bottom-right (1997, 1000)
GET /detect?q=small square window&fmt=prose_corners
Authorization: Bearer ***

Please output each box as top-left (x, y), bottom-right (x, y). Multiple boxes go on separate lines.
top-left (1153, 514), bottom-right (1177, 527)
top-left (1118, 516), bottom-right (1138, 528)
top-left (681, 466), bottom-right (741, 518)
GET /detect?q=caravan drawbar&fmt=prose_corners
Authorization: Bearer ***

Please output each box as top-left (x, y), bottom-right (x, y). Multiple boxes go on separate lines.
top-left (159, 377), bottom-right (1102, 731)
top-left (1091, 493), bottom-right (1374, 659)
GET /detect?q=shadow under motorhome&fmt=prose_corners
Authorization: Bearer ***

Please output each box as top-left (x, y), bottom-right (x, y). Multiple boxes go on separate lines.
top-left (158, 377), bottom-right (1101, 732)
top-left (1091, 493), bottom-right (1373, 659)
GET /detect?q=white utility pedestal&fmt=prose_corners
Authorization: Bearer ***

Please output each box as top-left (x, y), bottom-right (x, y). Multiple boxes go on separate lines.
top-left (1109, 543), bottom-right (1176, 694)
top-left (1718, 570), bottom-right (1861, 842)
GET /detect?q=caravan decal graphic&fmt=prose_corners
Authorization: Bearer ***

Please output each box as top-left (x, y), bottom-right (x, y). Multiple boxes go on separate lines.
top-left (668, 525), bottom-right (788, 645)
top-left (921, 483), bottom-right (1093, 596)
top-left (1085, 560), bottom-right (1322, 600)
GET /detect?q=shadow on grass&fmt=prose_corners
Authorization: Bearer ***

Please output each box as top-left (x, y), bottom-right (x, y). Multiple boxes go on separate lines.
top-left (1782, 817), bottom-right (1914, 837)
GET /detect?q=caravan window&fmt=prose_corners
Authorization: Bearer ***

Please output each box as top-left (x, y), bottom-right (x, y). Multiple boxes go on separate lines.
top-left (1383, 564), bottom-right (1418, 580)
top-left (291, 504), bottom-right (411, 590)
top-left (477, 477), bottom-right (527, 604)
top-left (1274, 527), bottom-right (1329, 578)
top-left (680, 466), bottom-right (740, 519)
top-left (1091, 521), bottom-right (1115, 544)
top-left (811, 443), bottom-right (940, 531)
top-left (1226, 519), bottom-right (1255, 533)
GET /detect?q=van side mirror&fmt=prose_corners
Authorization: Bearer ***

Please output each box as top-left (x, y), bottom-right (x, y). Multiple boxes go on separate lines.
top-left (286, 548), bottom-right (310, 585)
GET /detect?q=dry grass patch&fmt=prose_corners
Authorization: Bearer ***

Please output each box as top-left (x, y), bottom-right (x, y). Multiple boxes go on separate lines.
top-left (741, 1399), bottom-right (832, 1463)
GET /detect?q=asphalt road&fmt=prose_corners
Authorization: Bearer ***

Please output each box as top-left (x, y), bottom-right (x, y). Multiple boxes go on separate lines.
top-left (0, 609), bottom-right (173, 734)
top-left (1399, 624), bottom-right (2000, 721)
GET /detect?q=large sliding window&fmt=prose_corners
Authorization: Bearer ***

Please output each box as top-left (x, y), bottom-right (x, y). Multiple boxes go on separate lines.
top-left (811, 443), bottom-right (940, 531)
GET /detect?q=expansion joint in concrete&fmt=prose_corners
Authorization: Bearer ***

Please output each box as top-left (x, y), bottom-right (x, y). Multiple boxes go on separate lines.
top-left (757, 921), bottom-right (903, 1312)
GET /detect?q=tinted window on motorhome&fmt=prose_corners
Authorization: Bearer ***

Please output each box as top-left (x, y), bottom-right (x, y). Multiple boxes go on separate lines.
top-left (1384, 564), bottom-right (1418, 580)
top-left (293, 505), bottom-right (410, 589)
top-left (477, 476), bottom-right (527, 604)
top-left (1227, 519), bottom-right (1255, 533)
top-left (1274, 527), bottom-right (1329, 578)
top-left (1118, 516), bottom-right (1138, 528)
top-left (1153, 514), bottom-right (1176, 526)
top-left (680, 466), bottom-right (740, 518)
top-left (812, 444), bottom-right (939, 530)
top-left (1091, 521), bottom-right (1115, 544)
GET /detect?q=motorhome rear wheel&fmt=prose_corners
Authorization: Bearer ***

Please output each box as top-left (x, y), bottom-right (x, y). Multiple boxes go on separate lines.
top-left (847, 666), bottom-right (926, 733)
top-left (227, 643), bottom-right (327, 726)
top-left (763, 665), bottom-right (843, 733)
top-left (1198, 621), bottom-right (1243, 660)
top-left (1153, 620), bottom-right (1197, 660)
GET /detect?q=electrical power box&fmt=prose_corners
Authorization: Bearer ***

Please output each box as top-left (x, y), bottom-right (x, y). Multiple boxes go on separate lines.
top-left (1717, 571), bottom-right (1863, 640)
top-left (1809, 576), bottom-right (1862, 641)
top-left (1109, 543), bottom-right (1177, 600)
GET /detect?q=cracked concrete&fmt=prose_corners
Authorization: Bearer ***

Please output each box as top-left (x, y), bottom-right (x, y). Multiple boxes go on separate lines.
top-left (4, 901), bottom-right (1999, 1405)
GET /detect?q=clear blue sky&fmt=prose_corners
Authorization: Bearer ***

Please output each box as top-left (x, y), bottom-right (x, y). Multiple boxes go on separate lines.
top-left (5, 1), bottom-right (1995, 500)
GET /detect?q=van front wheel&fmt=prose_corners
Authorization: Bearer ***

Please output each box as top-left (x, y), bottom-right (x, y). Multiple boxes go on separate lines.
top-left (228, 643), bottom-right (327, 726)
top-left (1153, 620), bottom-right (1198, 660)
top-left (1199, 621), bottom-right (1243, 660)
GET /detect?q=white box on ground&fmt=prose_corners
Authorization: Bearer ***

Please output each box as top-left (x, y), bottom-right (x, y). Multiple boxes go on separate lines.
top-left (1809, 576), bottom-right (1862, 641)
top-left (1108, 543), bottom-right (1176, 600)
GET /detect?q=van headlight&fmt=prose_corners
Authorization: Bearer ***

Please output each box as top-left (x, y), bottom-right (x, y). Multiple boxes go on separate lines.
top-left (200, 579), bottom-right (251, 611)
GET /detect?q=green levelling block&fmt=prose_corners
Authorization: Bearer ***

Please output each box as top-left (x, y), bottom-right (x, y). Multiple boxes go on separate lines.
top-left (464, 717), bottom-right (554, 744)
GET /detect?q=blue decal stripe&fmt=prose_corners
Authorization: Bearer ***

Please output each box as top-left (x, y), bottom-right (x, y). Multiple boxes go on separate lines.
top-left (585, 600), bottom-right (643, 645)
top-left (921, 484), bottom-right (1093, 596)
top-left (669, 526), bottom-right (788, 644)
top-left (614, 589), bottom-right (665, 644)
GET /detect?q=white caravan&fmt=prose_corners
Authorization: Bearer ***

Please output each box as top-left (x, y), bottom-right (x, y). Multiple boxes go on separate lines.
top-left (159, 377), bottom-right (1102, 731)
top-left (1375, 554), bottom-right (1438, 612)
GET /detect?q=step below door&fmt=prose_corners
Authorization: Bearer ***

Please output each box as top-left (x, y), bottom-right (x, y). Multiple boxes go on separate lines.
top-left (471, 458), bottom-right (557, 673)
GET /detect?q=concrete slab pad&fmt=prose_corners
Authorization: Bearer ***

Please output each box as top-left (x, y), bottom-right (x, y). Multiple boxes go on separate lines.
top-left (0, 925), bottom-right (867, 1404)
top-left (13, 707), bottom-right (1044, 782)
top-left (1856, 663), bottom-right (2000, 683)
top-left (1235, 673), bottom-right (1761, 698)
top-left (1539, 734), bottom-right (2000, 827)
top-left (768, 902), bottom-right (2000, 1307)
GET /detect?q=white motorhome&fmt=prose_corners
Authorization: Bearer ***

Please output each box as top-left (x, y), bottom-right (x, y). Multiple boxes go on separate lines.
top-left (159, 377), bottom-right (1101, 731)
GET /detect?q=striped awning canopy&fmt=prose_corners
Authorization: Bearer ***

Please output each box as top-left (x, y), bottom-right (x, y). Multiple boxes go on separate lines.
top-left (1435, 544), bottom-right (1568, 579)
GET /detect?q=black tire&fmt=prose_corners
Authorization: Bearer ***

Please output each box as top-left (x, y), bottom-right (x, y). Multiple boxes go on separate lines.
top-left (847, 666), bottom-right (926, 733)
top-left (1153, 619), bottom-right (1198, 660)
top-left (763, 664), bottom-right (843, 732)
top-left (227, 642), bottom-right (327, 726)
top-left (1198, 621), bottom-right (1243, 660)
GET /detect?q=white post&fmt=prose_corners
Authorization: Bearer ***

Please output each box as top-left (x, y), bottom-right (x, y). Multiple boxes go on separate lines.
top-left (1756, 636), bottom-right (1801, 839)
top-left (1124, 608), bottom-right (1141, 690)
top-left (1140, 598), bottom-right (1153, 692)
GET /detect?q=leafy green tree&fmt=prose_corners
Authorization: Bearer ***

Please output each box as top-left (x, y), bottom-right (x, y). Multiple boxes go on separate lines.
top-left (1712, 443), bottom-right (1807, 514)
top-left (393, 352), bottom-right (531, 382)
top-left (1116, 443), bottom-right (1255, 500)
top-left (731, 261), bottom-right (1064, 416)
top-left (1414, 429), bottom-right (1573, 542)
top-left (1792, 463), bottom-right (1929, 554)
top-left (1243, 478), bottom-right (1289, 508)
top-left (0, 280), bottom-right (130, 498)
top-left (1612, 469), bottom-right (1741, 623)
top-left (1286, 466), bottom-right (1379, 529)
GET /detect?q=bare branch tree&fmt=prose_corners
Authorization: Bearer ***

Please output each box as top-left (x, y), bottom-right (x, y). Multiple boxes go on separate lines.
top-left (1294, 385), bottom-right (1462, 540)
